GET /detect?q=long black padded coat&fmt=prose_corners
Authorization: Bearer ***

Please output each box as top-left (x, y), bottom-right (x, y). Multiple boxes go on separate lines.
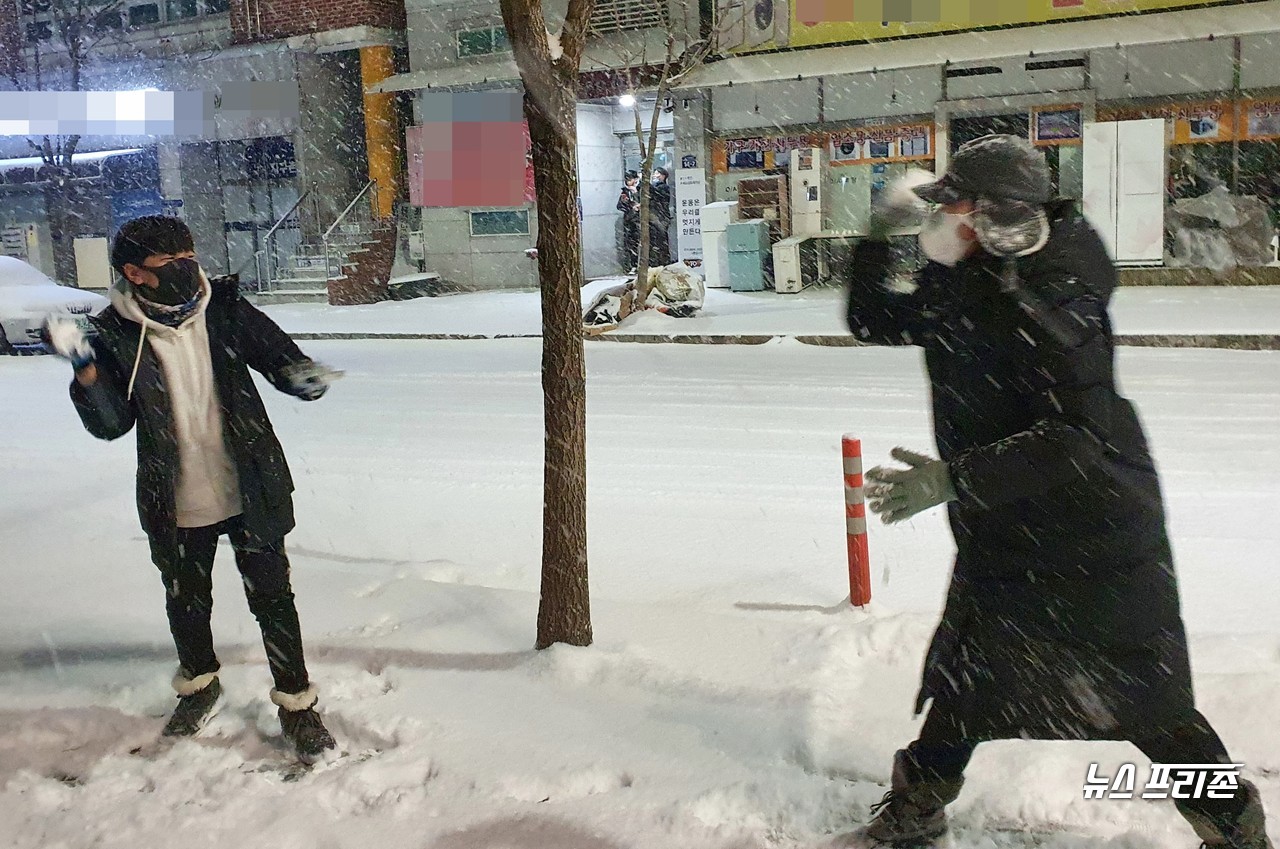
top-left (70, 276), bottom-right (318, 552)
top-left (846, 203), bottom-right (1195, 741)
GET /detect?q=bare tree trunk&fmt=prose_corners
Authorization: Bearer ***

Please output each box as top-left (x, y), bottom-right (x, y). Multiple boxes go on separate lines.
top-left (528, 82), bottom-right (592, 651)
top-left (611, 1), bottom-right (721, 300)
top-left (631, 89), bottom-right (667, 303)
top-left (627, 29), bottom-right (676, 304)
top-left (632, 104), bottom-right (652, 292)
top-left (45, 135), bottom-right (81, 285)
top-left (500, 0), bottom-right (594, 650)
top-left (35, 0), bottom-right (96, 286)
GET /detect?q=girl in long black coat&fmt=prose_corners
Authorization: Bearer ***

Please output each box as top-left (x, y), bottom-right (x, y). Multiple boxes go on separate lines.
top-left (842, 137), bottom-right (1271, 849)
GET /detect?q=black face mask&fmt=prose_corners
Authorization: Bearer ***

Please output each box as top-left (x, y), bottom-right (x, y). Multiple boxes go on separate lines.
top-left (144, 258), bottom-right (202, 306)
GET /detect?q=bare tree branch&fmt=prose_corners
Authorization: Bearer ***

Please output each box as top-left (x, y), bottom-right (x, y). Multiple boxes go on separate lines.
top-left (560, 0), bottom-right (594, 65)
top-left (499, 0), bottom-right (551, 75)
top-left (84, 1), bottom-right (129, 55)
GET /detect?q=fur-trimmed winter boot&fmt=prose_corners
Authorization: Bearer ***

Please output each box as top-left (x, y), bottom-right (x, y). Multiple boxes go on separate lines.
top-left (272, 684), bottom-right (336, 763)
top-left (848, 749), bottom-right (965, 847)
top-left (1176, 779), bottom-right (1274, 849)
top-left (162, 670), bottom-right (222, 737)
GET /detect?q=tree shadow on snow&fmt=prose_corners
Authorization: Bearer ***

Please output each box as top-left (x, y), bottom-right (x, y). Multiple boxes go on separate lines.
top-left (0, 642), bottom-right (176, 674)
top-left (733, 601), bottom-right (854, 614)
top-left (307, 644), bottom-right (532, 676)
top-left (428, 815), bottom-right (632, 849)
top-left (0, 640), bottom-right (532, 679)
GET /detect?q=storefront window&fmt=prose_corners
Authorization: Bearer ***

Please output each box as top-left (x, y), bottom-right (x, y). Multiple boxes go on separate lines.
top-left (949, 114), bottom-right (1029, 151)
top-left (470, 210), bottom-right (530, 236)
top-left (456, 27), bottom-right (509, 58)
top-left (1169, 143), bottom-right (1232, 200)
top-left (1238, 141), bottom-right (1280, 226)
top-left (166, 0), bottom-right (198, 20)
top-left (24, 20), bottom-right (51, 42)
top-left (90, 6), bottom-right (125, 31)
top-left (128, 3), bottom-right (161, 26)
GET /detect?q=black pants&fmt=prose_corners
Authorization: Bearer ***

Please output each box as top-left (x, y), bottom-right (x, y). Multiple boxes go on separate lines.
top-left (622, 220), bottom-right (639, 269)
top-left (649, 222), bottom-right (671, 266)
top-left (148, 516), bottom-right (310, 695)
top-left (908, 705), bottom-right (1249, 823)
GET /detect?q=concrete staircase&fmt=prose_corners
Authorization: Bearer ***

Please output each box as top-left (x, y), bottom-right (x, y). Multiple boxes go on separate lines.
top-left (330, 221), bottom-right (396, 306)
top-left (253, 220), bottom-right (396, 306)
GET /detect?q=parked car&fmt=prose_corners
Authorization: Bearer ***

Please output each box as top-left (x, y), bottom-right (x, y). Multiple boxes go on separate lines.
top-left (0, 256), bottom-right (109, 354)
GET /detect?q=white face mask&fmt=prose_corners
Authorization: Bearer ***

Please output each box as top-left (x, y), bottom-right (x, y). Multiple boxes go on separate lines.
top-left (918, 208), bottom-right (975, 267)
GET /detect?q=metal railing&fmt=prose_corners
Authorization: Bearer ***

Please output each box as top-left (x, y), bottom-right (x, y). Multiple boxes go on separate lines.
top-left (252, 182), bottom-right (317, 293)
top-left (245, 180), bottom-right (382, 295)
top-left (321, 180), bottom-right (381, 286)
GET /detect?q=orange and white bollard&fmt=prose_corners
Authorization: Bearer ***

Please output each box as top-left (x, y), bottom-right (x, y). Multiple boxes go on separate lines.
top-left (842, 435), bottom-right (872, 607)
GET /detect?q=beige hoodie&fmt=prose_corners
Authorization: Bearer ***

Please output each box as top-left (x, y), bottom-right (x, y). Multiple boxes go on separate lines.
top-left (111, 273), bottom-right (243, 529)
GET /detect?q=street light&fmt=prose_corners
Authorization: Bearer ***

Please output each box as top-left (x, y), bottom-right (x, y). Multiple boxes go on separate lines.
top-left (618, 94), bottom-right (636, 108)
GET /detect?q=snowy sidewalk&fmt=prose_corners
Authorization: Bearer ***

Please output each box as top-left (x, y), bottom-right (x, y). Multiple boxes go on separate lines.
top-left (258, 279), bottom-right (1280, 348)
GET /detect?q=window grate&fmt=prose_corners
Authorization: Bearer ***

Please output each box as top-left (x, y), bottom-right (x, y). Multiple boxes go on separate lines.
top-left (589, 0), bottom-right (667, 35)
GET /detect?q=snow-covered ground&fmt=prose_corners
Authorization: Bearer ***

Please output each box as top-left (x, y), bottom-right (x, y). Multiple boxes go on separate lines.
top-left (2, 340), bottom-right (1279, 849)
top-left (259, 281), bottom-right (1280, 338)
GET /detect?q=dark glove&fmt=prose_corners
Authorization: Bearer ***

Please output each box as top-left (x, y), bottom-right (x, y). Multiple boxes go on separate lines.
top-left (865, 447), bottom-right (957, 524)
top-left (43, 316), bottom-right (95, 371)
top-left (281, 360), bottom-right (343, 400)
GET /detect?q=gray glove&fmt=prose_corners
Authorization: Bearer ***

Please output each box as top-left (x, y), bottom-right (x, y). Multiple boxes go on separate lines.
top-left (281, 360), bottom-right (343, 400)
top-left (865, 447), bottom-right (957, 524)
top-left (867, 168), bottom-right (935, 241)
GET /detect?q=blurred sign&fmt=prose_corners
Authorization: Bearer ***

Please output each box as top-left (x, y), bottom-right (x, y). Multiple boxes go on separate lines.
top-left (716, 0), bottom-right (1259, 54)
top-left (1099, 101), bottom-right (1236, 144)
top-left (1242, 99), bottom-right (1280, 140)
top-left (725, 134), bottom-right (824, 154)
top-left (409, 91), bottom-right (531, 208)
top-left (828, 122), bottom-right (934, 164)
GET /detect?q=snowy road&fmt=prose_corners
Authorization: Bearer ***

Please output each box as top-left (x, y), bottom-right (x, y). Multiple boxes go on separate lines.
top-left (258, 284), bottom-right (1280, 338)
top-left (1, 341), bottom-right (1278, 848)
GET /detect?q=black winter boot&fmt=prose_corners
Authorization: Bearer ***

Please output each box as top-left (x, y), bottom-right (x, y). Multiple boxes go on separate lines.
top-left (162, 674), bottom-right (222, 737)
top-left (1177, 780), bottom-right (1274, 849)
top-left (847, 749), bottom-right (965, 847)
top-left (272, 685), bottom-right (336, 764)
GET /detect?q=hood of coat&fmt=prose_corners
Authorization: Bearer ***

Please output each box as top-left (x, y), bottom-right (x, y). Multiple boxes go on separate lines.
top-left (110, 265), bottom-right (213, 337)
top-left (1010, 200), bottom-right (1116, 305)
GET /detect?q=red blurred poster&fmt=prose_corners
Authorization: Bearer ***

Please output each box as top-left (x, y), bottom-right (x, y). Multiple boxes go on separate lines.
top-left (408, 91), bottom-right (532, 207)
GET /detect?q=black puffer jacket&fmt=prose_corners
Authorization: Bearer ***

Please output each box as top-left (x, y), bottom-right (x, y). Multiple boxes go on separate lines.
top-left (70, 277), bottom-right (319, 550)
top-left (846, 203), bottom-right (1193, 741)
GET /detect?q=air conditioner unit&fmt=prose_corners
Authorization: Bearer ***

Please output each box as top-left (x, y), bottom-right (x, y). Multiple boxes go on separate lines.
top-left (772, 235), bottom-right (821, 294)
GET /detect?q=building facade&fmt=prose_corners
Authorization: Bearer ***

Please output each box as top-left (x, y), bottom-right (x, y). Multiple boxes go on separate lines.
top-left (674, 0), bottom-right (1280, 273)
top-left (375, 0), bottom-right (692, 289)
top-left (1, 0), bottom-right (407, 299)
